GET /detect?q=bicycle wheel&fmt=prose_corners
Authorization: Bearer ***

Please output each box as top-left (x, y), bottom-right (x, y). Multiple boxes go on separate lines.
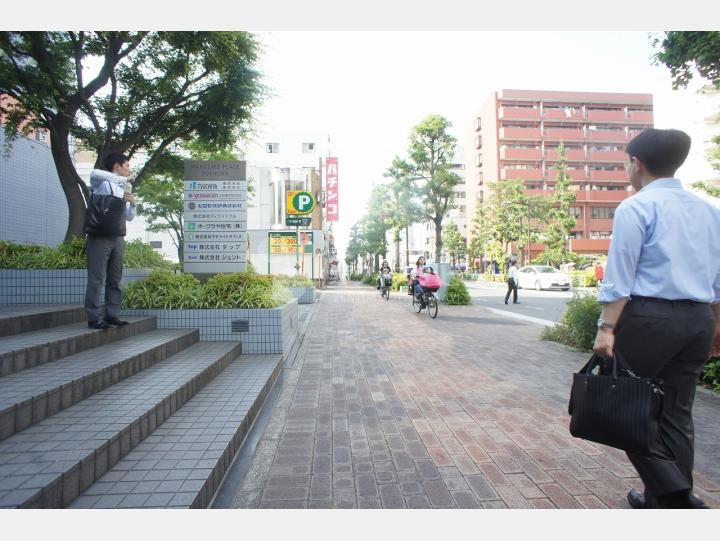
top-left (427, 294), bottom-right (438, 319)
top-left (413, 294), bottom-right (423, 313)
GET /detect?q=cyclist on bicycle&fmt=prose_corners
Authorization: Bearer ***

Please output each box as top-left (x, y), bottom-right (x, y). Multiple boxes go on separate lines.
top-left (408, 256), bottom-right (426, 304)
top-left (377, 260), bottom-right (393, 295)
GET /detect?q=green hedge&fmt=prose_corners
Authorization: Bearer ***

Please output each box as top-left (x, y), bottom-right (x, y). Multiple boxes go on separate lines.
top-left (391, 272), bottom-right (408, 291)
top-left (702, 359), bottom-right (720, 393)
top-left (0, 238), bottom-right (173, 270)
top-left (122, 270), bottom-right (291, 309)
top-left (541, 293), bottom-right (601, 351)
top-left (443, 275), bottom-right (471, 305)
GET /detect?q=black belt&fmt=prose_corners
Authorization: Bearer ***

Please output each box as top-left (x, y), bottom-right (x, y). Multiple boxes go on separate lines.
top-left (630, 295), bottom-right (708, 306)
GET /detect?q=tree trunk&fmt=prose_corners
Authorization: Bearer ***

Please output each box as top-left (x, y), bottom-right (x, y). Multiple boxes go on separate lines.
top-left (405, 225), bottom-right (409, 268)
top-left (434, 216), bottom-right (443, 262)
top-left (48, 123), bottom-right (88, 241)
top-left (393, 228), bottom-right (401, 272)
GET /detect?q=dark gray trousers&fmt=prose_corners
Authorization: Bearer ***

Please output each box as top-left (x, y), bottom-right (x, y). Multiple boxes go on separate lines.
top-left (84, 235), bottom-right (125, 322)
top-left (613, 297), bottom-right (715, 497)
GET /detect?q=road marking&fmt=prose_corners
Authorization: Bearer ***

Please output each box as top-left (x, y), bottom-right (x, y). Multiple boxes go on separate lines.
top-left (483, 307), bottom-right (556, 327)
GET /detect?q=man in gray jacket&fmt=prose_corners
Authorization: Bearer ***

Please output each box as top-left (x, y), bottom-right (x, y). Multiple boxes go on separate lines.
top-left (84, 153), bottom-right (137, 329)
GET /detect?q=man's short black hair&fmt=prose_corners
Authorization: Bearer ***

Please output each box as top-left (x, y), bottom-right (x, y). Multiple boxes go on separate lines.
top-left (102, 153), bottom-right (129, 172)
top-left (625, 129), bottom-right (691, 177)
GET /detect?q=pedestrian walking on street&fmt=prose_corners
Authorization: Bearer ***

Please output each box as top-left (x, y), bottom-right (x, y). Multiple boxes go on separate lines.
top-left (592, 128), bottom-right (720, 509)
top-left (504, 260), bottom-right (519, 304)
top-left (84, 153), bottom-right (137, 330)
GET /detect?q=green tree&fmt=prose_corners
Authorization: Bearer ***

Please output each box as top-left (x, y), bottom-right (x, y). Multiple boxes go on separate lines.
top-left (468, 200), bottom-right (490, 270)
top-left (0, 31), bottom-right (264, 240)
top-left (363, 185), bottom-right (393, 272)
top-left (691, 180), bottom-right (720, 198)
top-left (383, 157), bottom-right (421, 271)
top-left (135, 141), bottom-right (239, 266)
top-left (540, 143), bottom-right (576, 265)
top-left (485, 179), bottom-right (528, 260)
top-left (442, 222), bottom-right (466, 267)
top-left (401, 115), bottom-right (462, 262)
top-left (653, 31), bottom-right (720, 90)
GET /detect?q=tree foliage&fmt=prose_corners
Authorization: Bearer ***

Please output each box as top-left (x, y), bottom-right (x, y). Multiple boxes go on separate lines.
top-left (401, 114), bottom-right (462, 261)
top-left (538, 143), bottom-right (576, 266)
top-left (442, 222), bottom-right (466, 266)
top-left (383, 157), bottom-right (422, 271)
top-left (653, 31), bottom-right (720, 89)
top-left (0, 31), bottom-right (265, 240)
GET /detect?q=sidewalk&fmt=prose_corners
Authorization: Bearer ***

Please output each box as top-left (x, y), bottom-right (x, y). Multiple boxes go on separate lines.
top-left (227, 280), bottom-right (720, 509)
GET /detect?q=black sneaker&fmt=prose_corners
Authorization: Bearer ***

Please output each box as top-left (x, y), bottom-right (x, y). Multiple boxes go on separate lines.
top-left (88, 319), bottom-right (110, 330)
top-left (105, 317), bottom-right (129, 326)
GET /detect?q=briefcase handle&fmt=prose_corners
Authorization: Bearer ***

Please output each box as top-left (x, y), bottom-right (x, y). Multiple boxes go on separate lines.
top-left (580, 352), bottom-right (634, 382)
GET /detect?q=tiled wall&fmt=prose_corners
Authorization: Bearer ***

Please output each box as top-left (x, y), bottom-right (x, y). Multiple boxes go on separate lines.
top-left (121, 299), bottom-right (299, 354)
top-left (0, 128), bottom-right (68, 247)
top-left (290, 287), bottom-right (316, 305)
top-left (0, 269), bottom-right (151, 304)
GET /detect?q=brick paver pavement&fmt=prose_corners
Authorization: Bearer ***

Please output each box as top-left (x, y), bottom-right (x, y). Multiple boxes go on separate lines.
top-left (230, 281), bottom-right (720, 509)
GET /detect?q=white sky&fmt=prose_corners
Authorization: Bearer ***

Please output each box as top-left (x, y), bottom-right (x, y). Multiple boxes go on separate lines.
top-left (250, 31), bottom-right (720, 260)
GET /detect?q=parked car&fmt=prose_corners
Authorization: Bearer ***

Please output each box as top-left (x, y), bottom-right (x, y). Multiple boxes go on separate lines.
top-left (516, 265), bottom-right (571, 291)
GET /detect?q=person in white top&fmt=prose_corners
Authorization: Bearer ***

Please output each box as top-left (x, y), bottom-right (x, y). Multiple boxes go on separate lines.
top-left (504, 260), bottom-right (519, 304)
top-left (84, 153), bottom-right (137, 329)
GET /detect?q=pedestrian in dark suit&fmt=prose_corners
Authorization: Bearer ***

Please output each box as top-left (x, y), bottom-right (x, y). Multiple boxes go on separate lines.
top-left (504, 260), bottom-right (519, 305)
top-left (593, 128), bottom-right (720, 509)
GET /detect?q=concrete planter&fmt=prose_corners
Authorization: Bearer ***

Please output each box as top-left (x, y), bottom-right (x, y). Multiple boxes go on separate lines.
top-left (121, 298), bottom-right (299, 354)
top-left (0, 269), bottom-right (151, 305)
top-left (290, 286), bottom-right (316, 305)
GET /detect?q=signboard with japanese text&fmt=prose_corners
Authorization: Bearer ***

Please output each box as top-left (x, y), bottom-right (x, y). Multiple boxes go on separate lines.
top-left (183, 160), bottom-right (247, 274)
top-left (326, 157), bottom-right (338, 222)
top-left (269, 232), bottom-right (313, 255)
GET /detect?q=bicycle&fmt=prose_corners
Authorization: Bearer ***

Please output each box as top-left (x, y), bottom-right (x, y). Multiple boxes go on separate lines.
top-left (379, 273), bottom-right (392, 300)
top-left (412, 287), bottom-right (439, 319)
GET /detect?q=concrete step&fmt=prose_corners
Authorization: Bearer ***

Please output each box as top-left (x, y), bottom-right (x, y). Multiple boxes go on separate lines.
top-left (0, 317), bottom-right (156, 378)
top-left (69, 354), bottom-right (283, 509)
top-left (0, 329), bottom-right (199, 441)
top-left (0, 305), bottom-right (86, 338)
top-left (0, 341), bottom-right (241, 508)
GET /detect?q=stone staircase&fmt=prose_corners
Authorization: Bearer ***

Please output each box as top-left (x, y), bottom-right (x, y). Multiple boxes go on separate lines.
top-left (0, 305), bottom-right (282, 508)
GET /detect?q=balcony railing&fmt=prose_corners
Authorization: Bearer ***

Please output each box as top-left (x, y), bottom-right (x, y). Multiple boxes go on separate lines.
top-left (545, 149), bottom-right (586, 161)
top-left (586, 110), bottom-right (626, 122)
top-left (543, 109), bottom-right (583, 121)
top-left (500, 147), bottom-right (543, 160)
top-left (627, 111), bottom-right (654, 123)
top-left (575, 190), bottom-right (631, 202)
top-left (500, 168), bottom-right (544, 180)
top-left (499, 107), bottom-right (542, 120)
top-left (544, 128), bottom-right (585, 141)
top-left (588, 150), bottom-right (627, 162)
top-left (499, 127), bottom-right (543, 140)
top-left (589, 169), bottom-right (627, 181)
top-left (588, 130), bottom-right (628, 142)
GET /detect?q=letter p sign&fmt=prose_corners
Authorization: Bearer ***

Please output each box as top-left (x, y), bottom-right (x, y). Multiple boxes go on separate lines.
top-left (291, 191), bottom-right (315, 215)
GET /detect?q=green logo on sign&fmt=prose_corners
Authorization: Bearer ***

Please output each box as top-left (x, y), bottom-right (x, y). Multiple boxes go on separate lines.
top-left (291, 191), bottom-right (315, 214)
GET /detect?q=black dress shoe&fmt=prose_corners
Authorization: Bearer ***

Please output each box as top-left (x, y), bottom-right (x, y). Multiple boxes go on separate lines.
top-left (627, 489), bottom-right (652, 509)
top-left (88, 319), bottom-right (110, 330)
top-left (105, 317), bottom-right (128, 326)
top-left (657, 491), bottom-right (710, 509)
top-left (513, 301), bottom-right (521, 304)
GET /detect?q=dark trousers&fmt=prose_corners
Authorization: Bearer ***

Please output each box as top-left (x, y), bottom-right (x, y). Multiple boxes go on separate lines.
top-left (613, 297), bottom-right (715, 497)
top-left (84, 235), bottom-right (125, 322)
top-left (504, 279), bottom-right (518, 304)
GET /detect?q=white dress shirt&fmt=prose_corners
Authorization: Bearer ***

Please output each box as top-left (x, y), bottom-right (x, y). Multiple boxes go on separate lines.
top-left (89, 169), bottom-right (136, 221)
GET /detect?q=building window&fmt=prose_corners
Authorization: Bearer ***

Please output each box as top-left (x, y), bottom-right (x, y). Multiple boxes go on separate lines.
top-left (302, 143), bottom-right (315, 153)
top-left (475, 154), bottom-right (483, 167)
top-left (590, 231), bottom-right (612, 240)
top-left (591, 207), bottom-right (615, 219)
top-left (266, 143), bottom-right (279, 153)
top-left (475, 117), bottom-right (482, 131)
top-left (569, 231), bottom-right (583, 239)
top-left (475, 135), bottom-right (482, 149)
top-left (569, 206), bottom-right (583, 218)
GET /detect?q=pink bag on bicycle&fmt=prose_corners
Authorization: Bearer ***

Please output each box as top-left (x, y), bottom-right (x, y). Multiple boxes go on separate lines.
top-left (418, 273), bottom-right (442, 289)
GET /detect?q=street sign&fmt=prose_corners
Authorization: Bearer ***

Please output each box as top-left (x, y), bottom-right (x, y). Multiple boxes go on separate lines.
top-left (286, 215), bottom-right (312, 226)
top-left (286, 190), bottom-right (315, 215)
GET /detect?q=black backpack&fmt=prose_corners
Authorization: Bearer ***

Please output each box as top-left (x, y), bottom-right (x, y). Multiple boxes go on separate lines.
top-left (84, 180), bottom-right (126, 237)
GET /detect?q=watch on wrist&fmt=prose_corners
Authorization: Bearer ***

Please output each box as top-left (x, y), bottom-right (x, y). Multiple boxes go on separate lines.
top-left (597, 318), bottom-right (615, 330)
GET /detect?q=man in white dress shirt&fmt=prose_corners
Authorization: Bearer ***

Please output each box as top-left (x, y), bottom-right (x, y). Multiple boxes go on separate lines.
top-left (84, 153), bottom-right (137, 329)
top-left (593, 128), bottom-right (720, 509)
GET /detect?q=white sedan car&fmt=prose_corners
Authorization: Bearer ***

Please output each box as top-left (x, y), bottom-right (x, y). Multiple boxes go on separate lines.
top-left (516, 265), bottom-right (571, 291)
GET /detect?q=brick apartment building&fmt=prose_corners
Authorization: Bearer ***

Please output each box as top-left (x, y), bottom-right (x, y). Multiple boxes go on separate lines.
top-left (465, 89), bottom-right (654, 260)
